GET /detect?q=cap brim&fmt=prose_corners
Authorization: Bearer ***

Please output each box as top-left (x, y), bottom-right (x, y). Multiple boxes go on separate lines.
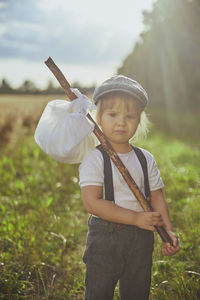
top-left (94, 88), bottom-right (147, 107)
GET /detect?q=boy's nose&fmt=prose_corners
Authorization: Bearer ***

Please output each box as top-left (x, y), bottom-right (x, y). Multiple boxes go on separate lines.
top-left (118, 116), bottom-right (126, 125)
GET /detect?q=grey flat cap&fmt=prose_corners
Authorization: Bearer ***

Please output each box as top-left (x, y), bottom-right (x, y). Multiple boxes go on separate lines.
top-left (93, 75), bottom-right (148, 108)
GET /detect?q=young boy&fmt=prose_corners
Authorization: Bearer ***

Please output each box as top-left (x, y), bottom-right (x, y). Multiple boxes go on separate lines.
top-left (79, 75), bottom-right (180, 300)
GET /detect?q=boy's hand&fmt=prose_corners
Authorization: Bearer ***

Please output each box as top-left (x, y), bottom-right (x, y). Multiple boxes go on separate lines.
top-left (162, 231), bottom-right (180, 256)
top-left (135, 211), bottom-right (164, 231)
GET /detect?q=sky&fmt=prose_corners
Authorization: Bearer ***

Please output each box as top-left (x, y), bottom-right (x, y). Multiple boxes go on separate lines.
top-left (0, 0), bottom-right (155, 88)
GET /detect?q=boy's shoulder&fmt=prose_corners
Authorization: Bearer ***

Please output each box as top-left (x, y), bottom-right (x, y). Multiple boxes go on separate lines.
top-left (81, 146), bottom-right (104, 163)
top-left (132, 146), bottom-right (155, 163)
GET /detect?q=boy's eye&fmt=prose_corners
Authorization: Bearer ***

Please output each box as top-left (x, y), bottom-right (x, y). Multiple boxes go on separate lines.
top-left (126, 115), bottom-right (135, 119)
top-left (108, 113), bottom-right (116, 117)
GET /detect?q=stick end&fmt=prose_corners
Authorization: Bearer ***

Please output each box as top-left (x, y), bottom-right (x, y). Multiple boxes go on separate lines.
top-left (45, 57), bottom-right (52, 65)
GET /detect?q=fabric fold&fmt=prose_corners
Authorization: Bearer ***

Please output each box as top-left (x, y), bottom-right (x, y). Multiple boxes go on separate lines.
top-left (34, 98), bottom-right (99, 163)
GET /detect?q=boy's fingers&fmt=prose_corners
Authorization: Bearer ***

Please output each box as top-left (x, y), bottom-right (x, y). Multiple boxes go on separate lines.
top-left (148, 225), bottom-right (156, 232)
top-left (152, 212), bottom-right (161, 218)
top-left (167, 231), bottom-right (179, 247)
top-left (172, 237), bottom-right (178, 247)
top-left (152, 213), bottom-right (163, 222)
top-left (152, 218), bottom-right (164, 226)
top-left (162, 241), bottom-right (180, 256)
top-left (152, 221), bottom-right (164, 227)
top-left (162, 247), bottom-right (174, 256)
top-left (165, 247), bottom-right (179, 256)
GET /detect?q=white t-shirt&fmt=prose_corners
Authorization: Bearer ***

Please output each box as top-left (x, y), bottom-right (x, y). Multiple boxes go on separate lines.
top-left (79, 147), bottom-right (164, 213)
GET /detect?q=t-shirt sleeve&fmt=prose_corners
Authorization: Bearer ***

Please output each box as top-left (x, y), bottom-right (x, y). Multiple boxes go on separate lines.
top-left (79, 149), bottom-right (104, 188)
top-left (143, 149), bottom-right (164, 191)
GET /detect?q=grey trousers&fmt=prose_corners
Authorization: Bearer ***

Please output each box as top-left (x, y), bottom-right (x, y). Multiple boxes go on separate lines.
top-left (82, 217), bottom-right (154, 300)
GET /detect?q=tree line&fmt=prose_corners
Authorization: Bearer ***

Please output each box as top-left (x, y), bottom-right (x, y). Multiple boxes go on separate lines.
top-left (118, 0), bottom-right (200, 112)
top-left (0, 78), bottom-right (95, 96)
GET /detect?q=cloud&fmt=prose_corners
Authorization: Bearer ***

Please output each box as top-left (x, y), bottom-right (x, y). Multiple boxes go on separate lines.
top-left (0, 0), bottom-right (43, 23)
top-left (0, 0), bottom-right (134, 66)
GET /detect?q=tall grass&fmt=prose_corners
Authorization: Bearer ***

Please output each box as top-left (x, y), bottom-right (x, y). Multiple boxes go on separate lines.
top-left (137, 134), bottom-right (200, 300)
top-left (0, 137), bottom-right (87, 299)
top-left (0, 95), bottom-right (199, 299)
top-left (0, 95), bottom-right (67, 147)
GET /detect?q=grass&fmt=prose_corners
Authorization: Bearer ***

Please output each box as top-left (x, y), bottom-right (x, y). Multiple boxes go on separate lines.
top-left (0, 95), bottom-right (199, 299)
top-left (0, 137), bottom-right (87, 299)
top-left (136, 134), bottom-right (200, 300)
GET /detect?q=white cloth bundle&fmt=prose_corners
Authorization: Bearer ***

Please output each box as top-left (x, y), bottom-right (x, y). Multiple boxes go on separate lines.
top-left (34, 90), bottom-right (99, 163)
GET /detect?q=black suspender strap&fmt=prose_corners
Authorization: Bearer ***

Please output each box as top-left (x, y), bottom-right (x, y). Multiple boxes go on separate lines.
top-left (96, 144), bottom-right (115, 202)
top-left (131, 145), bottom-right (151, 200)
top-left (96, 144), bottom-right (150, 202)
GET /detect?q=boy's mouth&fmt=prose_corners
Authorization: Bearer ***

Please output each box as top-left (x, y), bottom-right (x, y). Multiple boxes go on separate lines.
top-left (114, 130), bottom-right (126, 134)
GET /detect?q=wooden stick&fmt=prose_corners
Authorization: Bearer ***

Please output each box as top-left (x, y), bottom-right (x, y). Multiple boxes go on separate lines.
top-left (45, 57), bottom-right (173, 246)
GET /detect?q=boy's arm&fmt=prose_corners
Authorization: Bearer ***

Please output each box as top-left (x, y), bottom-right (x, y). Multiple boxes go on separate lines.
top-left (151, 189), bottom-right (180, 256)
top-left (81, 185), bottom-right (164, 231)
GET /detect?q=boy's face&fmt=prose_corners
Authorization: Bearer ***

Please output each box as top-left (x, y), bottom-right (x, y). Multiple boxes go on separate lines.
top-left (98, 98), bottom-right (140, 151)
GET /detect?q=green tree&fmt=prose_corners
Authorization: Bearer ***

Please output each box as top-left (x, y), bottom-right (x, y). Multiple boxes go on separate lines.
top-left (118, 0), bottom-right (200, 112)
top-left (18, 80), bottom-right (39, 94)
top-left (0, 78), bottom-right (14, 94)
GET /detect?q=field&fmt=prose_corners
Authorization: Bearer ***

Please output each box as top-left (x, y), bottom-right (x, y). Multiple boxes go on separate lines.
top-left (0, 95), bottom-right (200, 299)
